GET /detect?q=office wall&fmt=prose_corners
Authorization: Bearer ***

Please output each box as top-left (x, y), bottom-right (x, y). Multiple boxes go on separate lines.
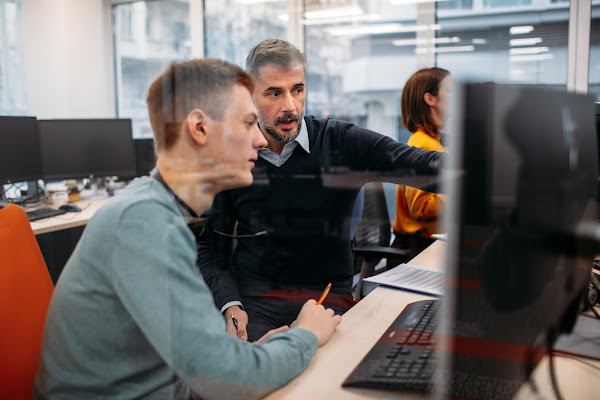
top-left (22, 0), bottom-right (115, 119)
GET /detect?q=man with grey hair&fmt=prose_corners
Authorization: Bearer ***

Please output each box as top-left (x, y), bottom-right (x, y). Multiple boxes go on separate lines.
top-left (197, 39), bottom-right (445, 342)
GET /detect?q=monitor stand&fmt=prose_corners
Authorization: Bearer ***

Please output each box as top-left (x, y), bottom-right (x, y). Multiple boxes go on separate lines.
top-left (21, 180), bottom-right (42, 204)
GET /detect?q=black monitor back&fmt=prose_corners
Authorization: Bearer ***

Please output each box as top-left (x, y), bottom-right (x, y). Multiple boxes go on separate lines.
top-left (39, 119), bottom-right (136, 180)
top-left (0, 116), bottom-right (42, 184)
top-left (134, 138), bottom-right (156, 177)
top-left (437, 83), bottom-right (598, 400)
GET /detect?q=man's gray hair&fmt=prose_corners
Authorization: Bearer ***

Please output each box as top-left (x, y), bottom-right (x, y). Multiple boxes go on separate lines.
top-left (245, 39), bottom-right (308, 82)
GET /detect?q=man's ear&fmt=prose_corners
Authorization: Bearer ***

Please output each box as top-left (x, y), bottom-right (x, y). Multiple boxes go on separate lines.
top-left (186, 109), bottom-right (208, 146)
top-left (424, 92), bottom-right (437, 107)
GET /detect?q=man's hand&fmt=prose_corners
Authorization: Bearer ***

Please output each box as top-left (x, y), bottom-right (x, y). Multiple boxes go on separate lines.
top-left (293, 299), bottom-right (342, 347)
top-left (224, 305), bottom-right (248, 341)
top-left (253, 326), bottom-right (290, 344)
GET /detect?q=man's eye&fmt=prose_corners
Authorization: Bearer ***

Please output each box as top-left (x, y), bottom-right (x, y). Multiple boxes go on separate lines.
top-left (268, 92), bottom-right (279, 98)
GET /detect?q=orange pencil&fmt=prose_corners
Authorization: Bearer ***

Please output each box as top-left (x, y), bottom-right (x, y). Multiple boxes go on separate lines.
top-left (316, 283), bottom-right (332, 305)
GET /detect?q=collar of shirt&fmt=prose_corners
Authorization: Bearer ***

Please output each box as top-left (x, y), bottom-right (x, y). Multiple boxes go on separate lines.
top-left (258, 119), bottom-right (310, 167)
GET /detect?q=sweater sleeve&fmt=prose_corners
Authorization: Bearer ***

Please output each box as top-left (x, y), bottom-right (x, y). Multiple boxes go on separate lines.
top-left (403, 186), bottom-right (445, 223)
top-left (196, 190), bottom-right (242, 310)
top-left (109, 200), bottom-right (319, 399)
top-left (323, 118), bottom-right (445, 175)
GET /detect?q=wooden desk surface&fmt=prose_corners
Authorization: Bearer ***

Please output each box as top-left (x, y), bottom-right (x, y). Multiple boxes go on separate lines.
top-left (31, 198), bottom-right (110, 235)
top-left (265, 240), bottom-right (600, 400)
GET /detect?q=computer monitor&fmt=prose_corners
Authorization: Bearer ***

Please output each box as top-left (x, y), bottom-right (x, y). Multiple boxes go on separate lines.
top-left (0, 116), bottom-right (42, 185)
top-left (38, 119), bottom-right (136, 180)
top-left (134, 138), bottom-right (156, 177)
top-left (437, 83), bottom-right (598, 399)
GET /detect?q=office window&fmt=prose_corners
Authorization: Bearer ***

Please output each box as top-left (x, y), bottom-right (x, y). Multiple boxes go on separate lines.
top-left (0, 0), bottom-right (27, 115)
top-left (304, 0), bottom-right (422, 143)
top-left (436, 0), bottom-right (570, 88)
top-left (113, 0), bottom-right (190, 138)
top-left (589, 2), bottom-right (600, 101)
top-left (204, 0), bottom-right (287, 68)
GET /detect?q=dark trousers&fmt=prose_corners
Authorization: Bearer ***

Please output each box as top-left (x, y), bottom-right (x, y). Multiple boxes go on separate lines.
top-left (242, 289), bottom-right (356, 342)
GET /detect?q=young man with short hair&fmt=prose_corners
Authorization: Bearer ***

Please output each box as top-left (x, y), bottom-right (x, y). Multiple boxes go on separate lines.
top-left (35, 58), bottom-right (341, 400)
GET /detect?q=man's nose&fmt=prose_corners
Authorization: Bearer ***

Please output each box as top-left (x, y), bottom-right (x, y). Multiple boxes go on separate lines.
top-left (281, 92), bottom-right (296, 113)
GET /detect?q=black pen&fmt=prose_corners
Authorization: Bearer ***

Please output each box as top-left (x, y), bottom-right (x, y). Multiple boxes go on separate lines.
top-left (231, 314), bottom-right (239, 330)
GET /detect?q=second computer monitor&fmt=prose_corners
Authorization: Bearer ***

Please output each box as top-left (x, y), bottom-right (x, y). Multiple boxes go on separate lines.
top-left (39, 119), bottom-right (136, 181)
top-left (134, 138), bottom-right (156, 177)
top-left (0, 116), bottom-right (42, 185)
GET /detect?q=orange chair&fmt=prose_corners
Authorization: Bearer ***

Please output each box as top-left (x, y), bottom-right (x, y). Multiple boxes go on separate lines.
top-left (0, 204), bottom-right (54, 399)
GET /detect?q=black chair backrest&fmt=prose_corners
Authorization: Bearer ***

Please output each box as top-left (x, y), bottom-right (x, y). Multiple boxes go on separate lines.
top-left (352, 182), bottom-right (391, 258)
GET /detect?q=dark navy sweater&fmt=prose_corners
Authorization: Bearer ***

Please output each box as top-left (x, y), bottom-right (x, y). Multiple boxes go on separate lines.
top-left (197, 116), bottom-right (444, 309)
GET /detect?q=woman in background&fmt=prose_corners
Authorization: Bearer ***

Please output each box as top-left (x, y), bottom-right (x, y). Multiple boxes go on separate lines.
top-left (389, 67), bottom-right (451, 266)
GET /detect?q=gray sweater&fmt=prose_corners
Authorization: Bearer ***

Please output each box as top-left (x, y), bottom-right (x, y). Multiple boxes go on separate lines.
top-left (35, 177), bottom-right (318, 400)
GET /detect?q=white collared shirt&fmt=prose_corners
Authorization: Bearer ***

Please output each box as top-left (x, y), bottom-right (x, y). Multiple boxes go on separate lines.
top-left (258, 120), bottom-right (310, 166)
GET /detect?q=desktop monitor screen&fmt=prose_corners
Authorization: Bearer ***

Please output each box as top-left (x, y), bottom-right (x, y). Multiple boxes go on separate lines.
top-left (0, 116), bottom-right (42, 185)
top-left (437, 83), bottom-right (598, 399)
top-left (39, 119), bottom-right (136, 180)
top-left (134, 138), bottom-right (156, 177)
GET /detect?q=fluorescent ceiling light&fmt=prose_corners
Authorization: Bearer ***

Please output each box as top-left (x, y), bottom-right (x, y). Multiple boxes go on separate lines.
top-left (509, 46), bottom-right (549, 55)
top-left (235, 0), bottom-right (282, 4)
top-left (393, 36), bottom-right (460, 47)
top-left (326, 23), bottom-right (440, 37)
top-left (509, 25), bottom-right (534, 35)
top-left (304, 6), bottom-right (364, 20)
top-left (300, 14), bottom-right (381, 26)
top-left (510, 54), bottom-right (553, 63)
top-left (472, 38), bottom-right (487, 45)
top-left (391, 0), bottom-right (449, 4)
top-left (415, 45), bottom-right (475, 54)
top-left (510, 37), bottom-right (543, 46)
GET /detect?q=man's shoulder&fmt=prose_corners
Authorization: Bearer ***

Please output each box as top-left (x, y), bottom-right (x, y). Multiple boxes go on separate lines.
top-left (304, 115), bottom-right (362, 138)
top-left (92, 177), bottom-right (176, 228)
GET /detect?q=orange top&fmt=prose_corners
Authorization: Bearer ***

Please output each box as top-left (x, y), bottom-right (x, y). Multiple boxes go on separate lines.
top-left (393, 129), bottom-right (446, 238)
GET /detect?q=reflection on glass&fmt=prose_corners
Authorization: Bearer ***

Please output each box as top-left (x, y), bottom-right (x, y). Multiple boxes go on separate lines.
top-left (113, 0), bottom-right (191, 138)
top-left (589, 4), bottom-right (600, 101)
top-left (204, 0), bottom-right (287, 68)
top-left (304, 0), bottom-right (420, 143)
top-left (0, 0), bottom-right (27, 115)
top-left (436, 0), bottom-right (570, 87)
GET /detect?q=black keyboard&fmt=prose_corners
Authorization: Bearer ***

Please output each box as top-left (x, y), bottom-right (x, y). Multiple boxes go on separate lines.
top-left (26, 207), bottom-right (67, 222)
top-left (342, 299), bottom-right (440, 393)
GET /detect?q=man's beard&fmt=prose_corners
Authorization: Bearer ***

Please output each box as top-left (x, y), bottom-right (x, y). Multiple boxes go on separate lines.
top-left (259, 112), bottom-right (304, 144)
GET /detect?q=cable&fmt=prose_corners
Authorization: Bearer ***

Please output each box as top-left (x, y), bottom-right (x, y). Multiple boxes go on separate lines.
top-left (552, 348), bottom-right (600, 363)
top-left (590, 304), bottom-right (600, 319)
top-left (552, 352), bottom-right (600, 372)
top-left (213, 230), bottom-right (268, 239)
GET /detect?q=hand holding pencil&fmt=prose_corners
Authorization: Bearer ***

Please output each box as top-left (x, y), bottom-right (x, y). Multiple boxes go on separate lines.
top-left (292, 283), bottom-right (341, 347)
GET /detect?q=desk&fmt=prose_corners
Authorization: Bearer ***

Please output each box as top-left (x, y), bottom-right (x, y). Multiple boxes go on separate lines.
top-left (30, 198), bottom-right (110, 235)
top-left (265, 240), bottom-right (600, 400)
top-left (31, 198), bottom-right (110, 283)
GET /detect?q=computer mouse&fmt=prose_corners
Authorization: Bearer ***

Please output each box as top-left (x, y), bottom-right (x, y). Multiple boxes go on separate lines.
top-left (59, 203), bottom-right (81, 213)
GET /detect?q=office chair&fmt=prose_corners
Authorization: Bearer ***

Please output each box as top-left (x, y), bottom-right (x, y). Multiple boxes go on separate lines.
top-left (352, 182), bottom-right (410, 299)
top-left (0, 204), bottom-right (54, 399)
